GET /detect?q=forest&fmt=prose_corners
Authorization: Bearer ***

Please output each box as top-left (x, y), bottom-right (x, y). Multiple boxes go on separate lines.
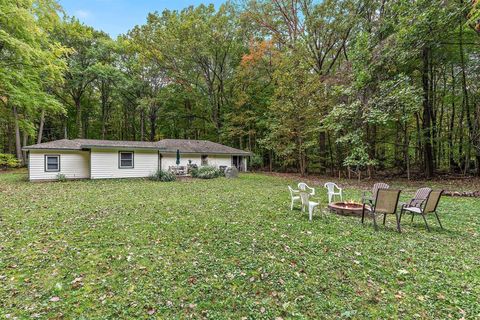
top-left (1, 0), bottom-right (480, 178)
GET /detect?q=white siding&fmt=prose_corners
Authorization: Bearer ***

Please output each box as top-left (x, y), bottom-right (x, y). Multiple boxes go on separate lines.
top-left (161, 153), bottom-right (201, 170)
top-left (160, 153), bottom-right (233, 170)
top-left (207, 155), bottom-right (232, 168)
top-left (90, 149), bottom-right (158, 179)
top-left (28, 151), bottom-right (90, 181)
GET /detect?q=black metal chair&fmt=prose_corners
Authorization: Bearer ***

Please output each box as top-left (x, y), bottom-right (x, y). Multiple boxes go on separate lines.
top-left (362, 183), bottom-right (390, 206)
top-left (400, 190), bottom-right (444, 231)
top-left (362, 189), bottom-right (402, 232)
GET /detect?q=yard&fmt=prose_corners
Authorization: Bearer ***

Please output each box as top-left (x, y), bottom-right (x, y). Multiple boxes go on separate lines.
top-left (0, 172), bottom-right (479, 319)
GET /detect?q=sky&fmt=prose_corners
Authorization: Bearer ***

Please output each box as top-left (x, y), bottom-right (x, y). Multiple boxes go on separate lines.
top-left (59, 0), bottom-right (227, 37)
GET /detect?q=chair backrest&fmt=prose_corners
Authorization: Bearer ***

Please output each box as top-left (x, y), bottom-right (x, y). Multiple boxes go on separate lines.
top-left (414, 187), bottom-right (432, 200)
top-left (408, 187), bottom-right (432, 207)
top-left (288, 186), bottom-right (296, 198)
top-left (372, 183), bottom-right (390, 198)
top-left (324, 182), bottom-right (337, 193)
top-left (299, 191), bottom-right (310, 206)
top-left (374, 189), bottom-right (401, 214)
top-left (424, 190), bottom-right (443, 213)
top-left (298, 182), bottom-right (315, 195)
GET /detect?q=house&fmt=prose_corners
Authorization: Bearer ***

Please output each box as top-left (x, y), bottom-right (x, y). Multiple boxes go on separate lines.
top-left (22, 139), bottom-right (251, 181)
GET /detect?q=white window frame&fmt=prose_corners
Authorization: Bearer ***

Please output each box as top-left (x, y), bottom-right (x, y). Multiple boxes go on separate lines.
top-left (119, 151), bottom-right (134, 169)
top-left (45, 155), bottom-right (60, 172)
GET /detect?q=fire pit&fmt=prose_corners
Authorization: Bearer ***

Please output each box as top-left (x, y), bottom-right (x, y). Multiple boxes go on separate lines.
top-left (328, 202), bottom-right (364, 217)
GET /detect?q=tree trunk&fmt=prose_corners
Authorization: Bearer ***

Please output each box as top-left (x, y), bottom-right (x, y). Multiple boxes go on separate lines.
top-left (37, 109), bottom-right (45, 144)
top-left (75, 98), bottom-right (83, 138)
top-left (140, 109), bottom-right (145, 141)
top-left (22, 132), bottom-right (28, 165)
top-left (459, 20), bottom-right (473, 174)
top-left (318, 131), bottom-right (326, 174)
top-left (422, 47), bottom-right (434, 178)
top-left (449, 66), bottom-right (456, 171)
top-left (13, 105), bottom-right (24, 165)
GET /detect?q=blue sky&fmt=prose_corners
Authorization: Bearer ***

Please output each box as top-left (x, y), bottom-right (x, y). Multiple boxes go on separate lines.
top-left (59, 0), bottom-right (226, 37)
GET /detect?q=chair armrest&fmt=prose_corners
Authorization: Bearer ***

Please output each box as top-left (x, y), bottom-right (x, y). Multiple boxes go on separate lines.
top-left (410, 198), bottom-right (426, 208)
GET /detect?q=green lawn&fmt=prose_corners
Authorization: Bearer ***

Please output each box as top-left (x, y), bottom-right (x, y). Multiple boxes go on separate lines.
top-left (0, 173), bottom-right (479, 319)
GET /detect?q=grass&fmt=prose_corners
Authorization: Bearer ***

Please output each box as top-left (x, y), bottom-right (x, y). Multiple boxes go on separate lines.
top-left (0, 172), bottom-right (479, 319)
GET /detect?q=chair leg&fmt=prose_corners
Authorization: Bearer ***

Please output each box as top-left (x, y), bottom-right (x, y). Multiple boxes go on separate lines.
top-left (399, 208), bottom-right (404, 224)
top-left (372, 212), bottom-right (379, 231)
top-left (309, 206), bottom-right (314, 221)
top-left (395, 212), bottom-right (401, 233)
top-left (291, 199), bottom-right (294, 211)
top-left (361, 204), bottom-right (366, 224)
top-left (434, 212), bottom-right (443, 229)
top-left (421, 213), bottom-right (430, 232)
top-left (411, 213), bottom-right (415, 223)
top-left (383, 213), bottom-right (387, 226)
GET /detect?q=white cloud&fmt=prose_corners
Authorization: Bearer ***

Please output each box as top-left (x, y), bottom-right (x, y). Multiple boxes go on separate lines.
top-left (74, 9), bottom-right (91, 19)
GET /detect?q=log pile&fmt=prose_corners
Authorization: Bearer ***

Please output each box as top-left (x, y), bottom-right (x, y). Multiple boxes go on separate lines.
top-left (443, 191), bottom-right (480, 198)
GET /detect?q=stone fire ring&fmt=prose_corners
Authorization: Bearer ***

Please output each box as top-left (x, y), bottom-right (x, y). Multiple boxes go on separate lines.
top-left (328, 202), bottom-right (364, 217)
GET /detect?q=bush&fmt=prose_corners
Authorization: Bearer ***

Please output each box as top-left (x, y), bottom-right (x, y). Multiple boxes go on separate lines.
top-left (191, 165), bottom-right (221, 179)
top-left (0, 153), bottom-right (20, 170)
top-left (249, 153), bottom-right (263, 170)
top-left (56, 173), bottom-right (67, 182)
top-left (148, 169), bottom-right (176, 182)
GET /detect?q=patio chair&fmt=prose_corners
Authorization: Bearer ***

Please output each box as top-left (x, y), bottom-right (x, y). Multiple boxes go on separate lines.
top-left (400, 190), bottom-right (444, 231)
top-left (400, 187), bottom-right (432, 209)
top-left (324, 182), bottom-right (343, 204)
top-left (298, 182), bottom-right (315, 196)
top-left (288, 186), bottom-right (301, 210)
top-left (362, 189), bottom-right (402, 232)
top-left (362, 182), bottom-right (390, 206)
top-left (300, 191), bottom-right (320, 221)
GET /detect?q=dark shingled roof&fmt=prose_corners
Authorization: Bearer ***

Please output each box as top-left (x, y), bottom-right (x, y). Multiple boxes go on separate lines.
top-left (157, 139), bottom-right (251, 155)
top-left (23, 139), bottom-right (251, 155)
top-left (76, 139), bottom-right (160, 149)
top-left (22, 139), bottom-right (83, 150)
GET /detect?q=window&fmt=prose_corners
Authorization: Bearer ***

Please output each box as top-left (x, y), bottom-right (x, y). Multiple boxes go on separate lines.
top-left (119, 151), bottom-right (134, 169)
top-left (45, 155), bottom-right (60, 172)
top-left (201, 155), bottom-right (208, 166)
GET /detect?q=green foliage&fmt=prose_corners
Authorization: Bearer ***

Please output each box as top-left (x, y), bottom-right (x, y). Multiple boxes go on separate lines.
top-left (148, 169), bottom-right (176, 182)
top-left (248, 154), bottom-right (264, 170)
top-left (191, 165), bottom-right (221, 179)
top-left (0, 154), bottom-right (20, 169)
top-left (56, 173), bottom-right (67, 182)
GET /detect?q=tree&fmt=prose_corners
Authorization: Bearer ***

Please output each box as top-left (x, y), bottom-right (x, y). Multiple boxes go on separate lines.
top-left (0, 0), bottom-right (67, 163)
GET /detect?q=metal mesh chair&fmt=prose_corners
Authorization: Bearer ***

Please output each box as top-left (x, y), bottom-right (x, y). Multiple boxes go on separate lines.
top-left (362, 183), bottom-right (390, 206)
top-left (400, 190), bottom-right (444, 231)
top-left (362, 189), bottom-right (402, 232)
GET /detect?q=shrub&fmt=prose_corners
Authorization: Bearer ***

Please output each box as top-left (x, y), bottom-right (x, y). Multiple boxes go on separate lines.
top-left (191, 165), bottom-right (221, 179)
top-left (249, 154), bottom-right (263, 170)
top-left (148, 169), bottom-right (176, 182)
top-left (56, 173), bottom-right (67, 182)
top-left (0, 153), bottom-right (20, 170)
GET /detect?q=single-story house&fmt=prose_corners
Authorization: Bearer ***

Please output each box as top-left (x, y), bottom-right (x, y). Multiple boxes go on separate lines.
top-left (22, 139), bottom-right (251, 181)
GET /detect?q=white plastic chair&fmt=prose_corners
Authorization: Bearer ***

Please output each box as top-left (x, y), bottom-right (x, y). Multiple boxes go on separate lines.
top-left (324, 182), bottom-right (343, 204)
top-left (300, 192), bottom-right (320, 221)
top-left (298, 182), bottom-right (315, 196)
top-left (288, 186), bottom-right (301, 210)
